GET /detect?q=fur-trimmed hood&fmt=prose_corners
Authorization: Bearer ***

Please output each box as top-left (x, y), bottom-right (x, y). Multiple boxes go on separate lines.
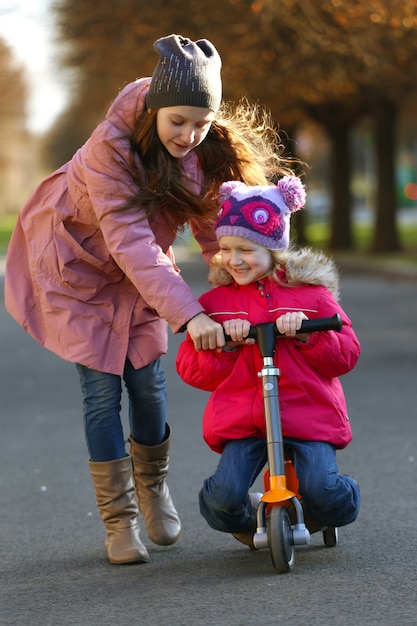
top-left (284, 247), bottom-right (340, 301)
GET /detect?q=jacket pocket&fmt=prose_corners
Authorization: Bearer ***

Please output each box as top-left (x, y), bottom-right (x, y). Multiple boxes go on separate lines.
top-left (35, 220), bottom-right (124, 301)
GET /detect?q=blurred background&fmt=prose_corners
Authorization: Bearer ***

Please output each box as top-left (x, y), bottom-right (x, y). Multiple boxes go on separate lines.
top-left (1, 0), bottom-right (417, 257)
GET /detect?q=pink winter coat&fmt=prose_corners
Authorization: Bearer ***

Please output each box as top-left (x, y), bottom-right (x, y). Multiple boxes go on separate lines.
top-left (176, 265), bottom-right (360, 453)
top-left (5, 78), bottom-right (218, 375)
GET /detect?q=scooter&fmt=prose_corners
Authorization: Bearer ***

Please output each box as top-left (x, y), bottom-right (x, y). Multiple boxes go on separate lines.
top-left (228, 314), bottom-right (342, 574)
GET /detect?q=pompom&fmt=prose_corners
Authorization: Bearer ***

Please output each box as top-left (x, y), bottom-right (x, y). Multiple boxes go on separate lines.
top-left (218, 180), bottom-right (245, 204)
top-left (277, 176), bottom-right (306, 212)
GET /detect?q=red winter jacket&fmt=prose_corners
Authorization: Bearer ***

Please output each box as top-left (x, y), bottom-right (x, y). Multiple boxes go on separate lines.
top-left (176, 270), bottom-right (360, 453)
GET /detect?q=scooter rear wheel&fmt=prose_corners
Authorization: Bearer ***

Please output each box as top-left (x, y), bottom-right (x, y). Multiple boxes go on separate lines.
top-left (267, 505), bottom-right (295, 574)
top-left (323, 526), bottom-right (338, 547)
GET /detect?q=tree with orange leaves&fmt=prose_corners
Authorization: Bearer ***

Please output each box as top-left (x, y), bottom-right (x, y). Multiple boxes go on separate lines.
top-left (242, 0), bottom-right (417, 252)
top-left (0, 37), bottom-right (28, 214)
top-left (49, 0), bottom-right (417, 252)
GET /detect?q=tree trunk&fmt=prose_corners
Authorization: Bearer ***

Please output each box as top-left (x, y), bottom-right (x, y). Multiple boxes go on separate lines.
top-left (291, 207), bottom-right (308, 246)
top-left (371, 100), bottom-right (401, 252)
top-left (305, 103), bottom-right (359, 252)
top-left (328, 123), bottom-right (354, 250)
top-left (284, 127), bottom-right (308, 246)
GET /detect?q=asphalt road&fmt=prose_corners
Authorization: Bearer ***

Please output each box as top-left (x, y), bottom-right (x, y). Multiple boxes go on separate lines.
top-left (1, 254), bottom-right (416, 626)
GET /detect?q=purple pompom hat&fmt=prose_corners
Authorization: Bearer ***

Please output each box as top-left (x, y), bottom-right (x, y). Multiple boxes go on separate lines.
top-left (215, 177), bottom-right (306, 250)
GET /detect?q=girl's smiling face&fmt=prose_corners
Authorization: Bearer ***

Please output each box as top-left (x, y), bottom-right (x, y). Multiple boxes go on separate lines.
top-left (219, 236), bottom-right (273, 285)
top-left (156, 106), bottom-right (215, 158)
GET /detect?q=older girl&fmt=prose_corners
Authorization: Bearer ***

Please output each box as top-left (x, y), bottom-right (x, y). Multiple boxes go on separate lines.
top-left (5, 34), bottom-right (295, 564)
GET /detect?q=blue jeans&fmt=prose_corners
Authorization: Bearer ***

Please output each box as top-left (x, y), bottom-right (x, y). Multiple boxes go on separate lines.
top-left (76, 358), bottom-right (166, 462)
top-left (199, 438), bottom-right (360, 533)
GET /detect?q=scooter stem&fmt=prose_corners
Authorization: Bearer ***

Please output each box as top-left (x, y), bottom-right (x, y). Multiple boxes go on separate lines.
top-left (253, 324), bottom-right (296, 503)
top-left (259, 357), bottom-right (285, 478)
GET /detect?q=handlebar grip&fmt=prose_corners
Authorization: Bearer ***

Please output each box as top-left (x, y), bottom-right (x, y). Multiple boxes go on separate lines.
top-left (296, 313), bottom-right (343, 334)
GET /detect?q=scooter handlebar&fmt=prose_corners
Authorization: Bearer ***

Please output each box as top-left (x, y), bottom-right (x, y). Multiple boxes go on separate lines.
top-left (224, 314), bottom-right (343, 347)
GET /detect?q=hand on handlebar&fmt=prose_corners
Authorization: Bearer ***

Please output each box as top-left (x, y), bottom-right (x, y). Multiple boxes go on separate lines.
top-left (186, 312), bottom-right (225, 351)
top-left (222, 319), bottom-right (255, 348)
top-left (276, 312), bottom-right (310, 343)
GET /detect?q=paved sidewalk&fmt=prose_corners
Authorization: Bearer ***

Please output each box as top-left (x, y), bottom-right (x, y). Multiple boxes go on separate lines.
top-left (2, 256), bottom-right (417, 626)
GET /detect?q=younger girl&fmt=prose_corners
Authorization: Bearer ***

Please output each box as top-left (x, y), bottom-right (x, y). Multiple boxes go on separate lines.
top-left (176, 177), bottom-right (361, 547)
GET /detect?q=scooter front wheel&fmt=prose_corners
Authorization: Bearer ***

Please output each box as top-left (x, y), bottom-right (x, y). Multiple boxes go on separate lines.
top-left (267, 505), bottom-right (295, 574)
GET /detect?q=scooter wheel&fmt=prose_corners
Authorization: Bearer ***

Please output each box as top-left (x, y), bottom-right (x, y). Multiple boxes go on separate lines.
top-left (323, 526), bottom-right (338, 548)
top-left (267, 505), bottom-right (295, 574)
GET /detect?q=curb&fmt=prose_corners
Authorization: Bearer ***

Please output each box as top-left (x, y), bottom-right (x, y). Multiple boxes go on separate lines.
top-left (333, 254), bottom-right (417, 282)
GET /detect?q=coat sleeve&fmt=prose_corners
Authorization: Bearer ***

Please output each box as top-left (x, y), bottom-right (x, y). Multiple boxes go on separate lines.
top-left (176, 333), bottom-right (239, 391)
top-left (75, 84), bottom-right (204, 333)
top-left (188, 217), bottom-right (219, 265)
top-left (296, 289), bottom-right (360, 378)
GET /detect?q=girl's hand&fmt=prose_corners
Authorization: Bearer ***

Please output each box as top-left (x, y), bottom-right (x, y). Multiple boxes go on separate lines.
top-left (223, 319), bottom-right (255, 346)
top-left (276, 311), bottom-right (310, 343)
top-left (186, 313), bottom-right (225, 351)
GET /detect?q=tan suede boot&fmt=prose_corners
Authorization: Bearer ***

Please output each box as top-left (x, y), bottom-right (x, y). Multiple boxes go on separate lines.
top-left (129, 427), bottom-right (181, 546)
top-left (88, 456), bottom-right (149, 564)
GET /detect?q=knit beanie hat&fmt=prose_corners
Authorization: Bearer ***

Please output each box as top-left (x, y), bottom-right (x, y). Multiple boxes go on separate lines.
top-left (146, 34), bottom-right (222, 112)
top-left (215, 177), bottom-right (306, 250)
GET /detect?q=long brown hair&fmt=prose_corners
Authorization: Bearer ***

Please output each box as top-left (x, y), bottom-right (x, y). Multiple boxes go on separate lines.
top-left (128, 101), bottom-right (302, 233)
